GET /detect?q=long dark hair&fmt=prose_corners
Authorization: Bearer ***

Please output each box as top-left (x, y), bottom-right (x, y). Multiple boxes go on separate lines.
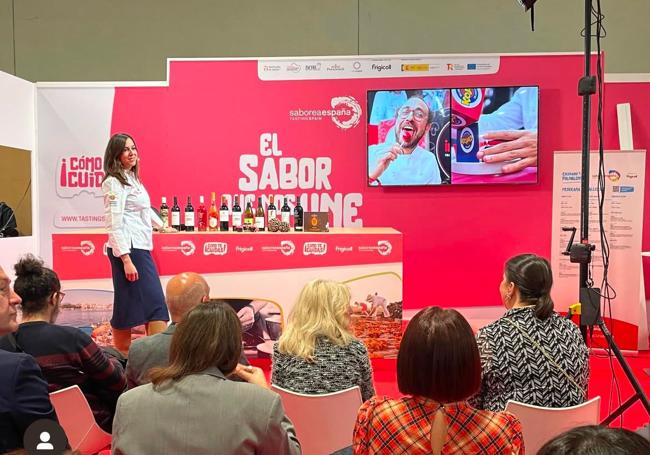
top-left (505, 253), bottom-right (554, 320)
top-left (149, 300), bottom-right (241, 388)
top-left (14, 254), bottom-right (60, 316)
top-left (102, 132), bottom-right (139, 186)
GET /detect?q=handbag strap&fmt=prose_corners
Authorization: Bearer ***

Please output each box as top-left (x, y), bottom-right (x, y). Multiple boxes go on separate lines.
top-left (503, 318), bottom-right (585, 397)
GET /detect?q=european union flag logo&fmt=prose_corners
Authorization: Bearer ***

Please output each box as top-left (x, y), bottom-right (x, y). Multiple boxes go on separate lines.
top-left (467, 64), bottom-right (477, 70)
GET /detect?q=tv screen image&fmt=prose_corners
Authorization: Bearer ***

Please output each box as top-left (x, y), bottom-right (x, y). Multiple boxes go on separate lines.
top-left (367, 89), bottom-right (451, 186)
top-left (450, 86), bottom-right (539, 184)
top-left (366, 86), bottom-right (539, 186)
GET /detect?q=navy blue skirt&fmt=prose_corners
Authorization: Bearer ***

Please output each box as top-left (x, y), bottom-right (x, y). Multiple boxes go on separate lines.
top-left (107, 248), bottom-right (169, 329)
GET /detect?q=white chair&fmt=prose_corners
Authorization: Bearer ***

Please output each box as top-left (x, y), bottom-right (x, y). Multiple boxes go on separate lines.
top-left (504, 396), bottom-right (601, 454)
top-left (271, 385), bottom-right (362, 455)
top-left (49, 385), bottom-right (112, 455)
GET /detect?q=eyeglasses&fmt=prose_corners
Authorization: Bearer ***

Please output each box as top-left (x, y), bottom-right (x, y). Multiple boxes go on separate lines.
top-left (57, 291), bottom-right (66, 302)
top-left (122, 146), bottom-right (137, 153)
top-left (397, 107), bottom-right (428, 121)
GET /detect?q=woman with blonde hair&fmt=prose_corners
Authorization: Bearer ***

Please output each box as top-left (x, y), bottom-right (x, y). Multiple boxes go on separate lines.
top-left (272, 279), bottom-right (375, 402)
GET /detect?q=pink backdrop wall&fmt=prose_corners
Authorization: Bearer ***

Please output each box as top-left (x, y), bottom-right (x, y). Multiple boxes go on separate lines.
top-left (110, 54), bottom-right (608, 310)
top-left (603, 80), bottom-right (650, 298)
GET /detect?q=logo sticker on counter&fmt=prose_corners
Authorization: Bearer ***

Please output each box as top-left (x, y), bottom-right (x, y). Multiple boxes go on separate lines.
top-left (161, 240), bottom-right (196, 256)
top-left (203, 242), bottom-right (228, 256)
top-left (303, 242), bottom-right (327, 256)
top-left (61, 240), bottom-right (96, 256)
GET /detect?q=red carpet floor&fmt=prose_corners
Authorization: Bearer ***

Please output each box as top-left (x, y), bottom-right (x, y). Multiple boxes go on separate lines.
top-left (253, 350), bottom-right (650, 430)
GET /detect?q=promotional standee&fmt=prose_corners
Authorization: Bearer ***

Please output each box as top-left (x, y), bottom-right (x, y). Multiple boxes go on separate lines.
top-left (32, 52), bottom-right (647, 349)
top-left (551, 151), bottom-right (647, 350)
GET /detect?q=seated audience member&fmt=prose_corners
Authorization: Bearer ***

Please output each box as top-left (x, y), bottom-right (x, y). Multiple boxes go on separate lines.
top-left (0, 255), bottom-right (126, 432)
top-left (471, 254), bottom-right (589, 411)
top-left (537, 425), bottom-right (650, 455)
top-left (112, 300), bottom-right (301, 455)
top-left (353, 307), bottom-right (523, 454)
top-left (272, 279), bottom-right (375, 402)
top-left (0, 265), bottom-right (58, 453)
top-left (126, 272), bottom-right (250, 388)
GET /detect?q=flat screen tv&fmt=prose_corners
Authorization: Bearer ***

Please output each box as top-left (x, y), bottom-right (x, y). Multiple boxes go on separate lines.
top-left (367, 86), bottom-right (539, 186)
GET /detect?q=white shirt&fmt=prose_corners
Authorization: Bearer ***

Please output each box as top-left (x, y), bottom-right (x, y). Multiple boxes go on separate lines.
top-left (102, 172), bottom-right (159, 257)
top-left (369, 91), bottom-right (407, 125)
top-left (368, 144), bottom-right (441, 185)
top-left (479, 86), bottom-right (539, 133)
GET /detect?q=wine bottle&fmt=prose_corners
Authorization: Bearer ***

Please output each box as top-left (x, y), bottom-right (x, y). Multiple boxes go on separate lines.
top-left (219, 196), bottom-right (229, 231)
top-left (267, 195), bottom-right (277, 224)
top-left (244, 201), bottom-right (255, 227)
top-left (255, 197), bottom-right (265, 231)
top-left (160, 197), bottom-right (169, 229)
top-left (281, 197), bottom-right (291, 224)
top-left (208, 192), bottom-right (219, 231)
top-left (171, 196), bottom-right (181, 230)
top-left (197, 195), bottom-right (207, 232)
top-left (232, 195), bottom-right (242, 231)
top-left (294, 199), bottom-right (303, 231)
top-left (184, 196), bottom-right (195, 232)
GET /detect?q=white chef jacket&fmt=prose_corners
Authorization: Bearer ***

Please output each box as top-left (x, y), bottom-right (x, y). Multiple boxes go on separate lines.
top-left (368, 144), bottom-right (441, 185)
top-left (102, 172), bottom-right (160, 257)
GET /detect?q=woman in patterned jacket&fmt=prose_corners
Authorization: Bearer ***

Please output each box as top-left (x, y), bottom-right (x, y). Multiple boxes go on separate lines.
top-left (471, 253), bottom-right (590, 412)
top-left (271, 279), bottom-right (375, 402)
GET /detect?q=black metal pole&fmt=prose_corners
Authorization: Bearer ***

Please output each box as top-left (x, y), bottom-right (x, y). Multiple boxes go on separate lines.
top-left (577, 0), bottom-right (650, 423)
top-left (579, 0), bottom-right (591, 296)
top-left (578, 0), bottom-right (592, 341)
top-left (599, 320), bottom-right (650, 424)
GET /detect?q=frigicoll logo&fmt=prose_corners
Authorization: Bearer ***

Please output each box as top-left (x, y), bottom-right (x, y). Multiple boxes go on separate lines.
top-left (61, 240), bottom-right (96, 256)
top-left (56, 155), bottom-right (105, 198)
top-left (331, 96), bottom-right (361, 130)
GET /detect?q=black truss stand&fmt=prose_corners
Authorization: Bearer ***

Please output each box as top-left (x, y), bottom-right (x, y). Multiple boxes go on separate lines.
top-left (564, 0), bottom-right (650, 425)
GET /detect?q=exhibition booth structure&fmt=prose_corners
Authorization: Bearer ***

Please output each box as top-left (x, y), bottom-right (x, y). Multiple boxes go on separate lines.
top-left (0, 52), bottom-right (648, 350)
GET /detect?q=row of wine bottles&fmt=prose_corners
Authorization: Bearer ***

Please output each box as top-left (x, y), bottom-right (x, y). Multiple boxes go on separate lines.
top-left (158, 194), bottom-right (304, 232)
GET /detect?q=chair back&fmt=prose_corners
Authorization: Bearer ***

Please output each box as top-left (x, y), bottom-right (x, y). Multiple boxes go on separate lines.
top-left (505, 396), bottom-right (601, 453)
top-left (271, 385), bottom-right (362, 455)
top-left (50, 385), bottom-right (111, 454)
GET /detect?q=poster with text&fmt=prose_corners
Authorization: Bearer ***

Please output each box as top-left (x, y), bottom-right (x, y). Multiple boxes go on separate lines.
top-left (551, 150), bottom-right (647, 350)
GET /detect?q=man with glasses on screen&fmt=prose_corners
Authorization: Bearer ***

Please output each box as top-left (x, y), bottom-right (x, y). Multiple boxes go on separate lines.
top-left (368, 96), bottom-right (441, 185)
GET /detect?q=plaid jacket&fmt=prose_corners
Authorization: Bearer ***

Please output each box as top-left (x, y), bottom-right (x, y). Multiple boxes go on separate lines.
top-left (353, 396), bottom-right (524, 454)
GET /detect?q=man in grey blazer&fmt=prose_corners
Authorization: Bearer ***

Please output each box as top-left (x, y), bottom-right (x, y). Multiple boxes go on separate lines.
top-left (125, 272), bottom-right (249, 388)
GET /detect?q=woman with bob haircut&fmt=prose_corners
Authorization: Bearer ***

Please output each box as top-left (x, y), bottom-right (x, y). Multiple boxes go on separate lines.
top-left (471, 254), bottom-right (589, 411)
top-left (353, 307), bottom-right (523, 455)
top-left (112, 300), bottom-right (301, 455)
top-left (272, 279), bottom-right (375, 402)
top-left (537, 425), bottom-right (650, 455)
top-left (102, 132), bottom-right (172, 355)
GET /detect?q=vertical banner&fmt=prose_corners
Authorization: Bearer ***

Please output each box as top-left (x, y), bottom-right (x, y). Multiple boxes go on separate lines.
top-left (551, 150), bottom-right (646, 350)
